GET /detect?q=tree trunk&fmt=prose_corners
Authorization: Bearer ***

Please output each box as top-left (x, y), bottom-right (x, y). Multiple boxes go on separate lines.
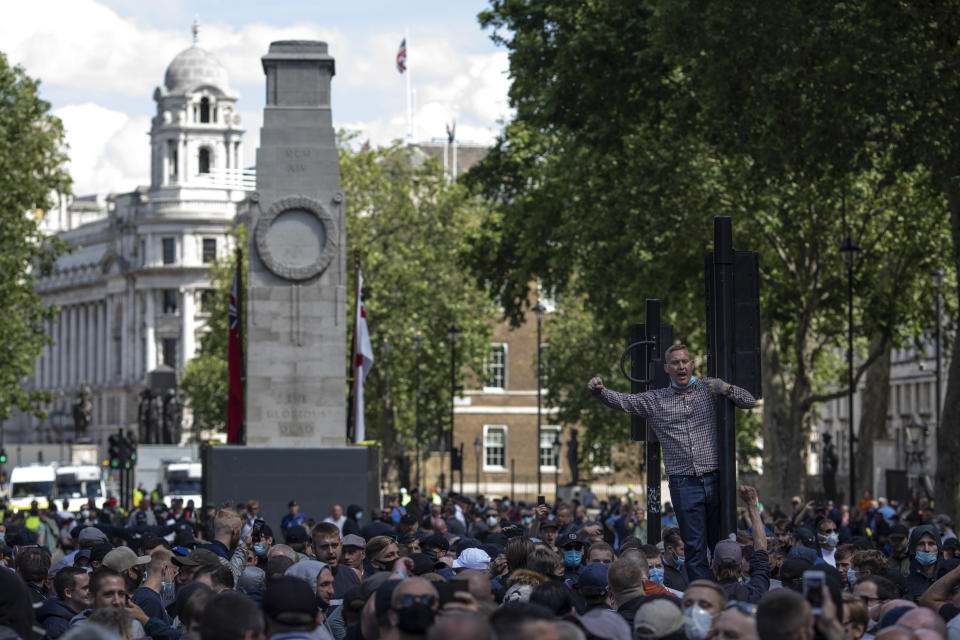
top-left (377, 367), bottom-right (399, 489)
top-left (935, 179), bottom-right (960, 517)
top-left (759, 331), bottom-right (811, 512)
top-left (856, 333), bottom-right (891, 506)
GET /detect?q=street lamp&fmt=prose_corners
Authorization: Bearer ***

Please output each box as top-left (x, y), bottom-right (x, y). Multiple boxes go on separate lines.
top-left (474, 436), bottom-right (482, 498)
top-left (552, 433), bottom-right (561, 501)
top-left (839, 235), bottom-right (860, 506)
top-left (933, 269), bottom-right (945, 435)
top-left (447, 324), bottom-right (460, 493)
top-left (414, 331), bottom-right (424, 492)
top-left (533, 301), bottom-right (546, 495)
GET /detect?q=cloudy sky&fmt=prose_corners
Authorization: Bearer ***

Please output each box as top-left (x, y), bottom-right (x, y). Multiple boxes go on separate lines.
top-left (1, 0), bottom-right (512, 195)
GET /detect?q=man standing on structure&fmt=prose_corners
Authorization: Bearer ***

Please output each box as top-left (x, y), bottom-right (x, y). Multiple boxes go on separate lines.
top-left (586, 343), bottom-right (756, 581)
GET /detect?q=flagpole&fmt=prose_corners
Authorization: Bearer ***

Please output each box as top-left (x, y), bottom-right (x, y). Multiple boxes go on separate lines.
top-left (350, 249), bottom-right (361, 443)
top-left (237, 246), bottom-right (245, 445)
top-left (405, 27), bottom-right (412, 141)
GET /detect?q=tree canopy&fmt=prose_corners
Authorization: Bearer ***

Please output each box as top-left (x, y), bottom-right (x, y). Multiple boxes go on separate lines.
top-left (0, 52), bottom-right (71, 420)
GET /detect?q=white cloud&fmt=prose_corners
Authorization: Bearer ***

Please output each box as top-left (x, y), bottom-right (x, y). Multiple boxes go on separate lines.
top-left (7, 0), bottom-right (511, 194)
top-left (54, 104), bottom-right (150, 195)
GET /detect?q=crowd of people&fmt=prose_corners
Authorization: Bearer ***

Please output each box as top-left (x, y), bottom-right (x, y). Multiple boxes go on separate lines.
top-left (0, 483), bottom-right (959, 640)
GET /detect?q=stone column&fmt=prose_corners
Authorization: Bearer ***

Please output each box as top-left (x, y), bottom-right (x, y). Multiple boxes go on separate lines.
top-left (182, 287), bottom-right (195, 365)
top-left (133, 291), bottom-right (142, 380)
top-left (246, 41), bottom-right (346, 447)
top-left (87, 303), bottom-right (96, 384)
top-left (67, 305), bottom-right (77, 389)
top-left (105, 297), bottom-right (114, 383)
top-left (121, 289), bottom-right (131, 381)
top-left (145, 290), bottom-right (156, 373)
top-left (99, 302), bottom-right (107, 385)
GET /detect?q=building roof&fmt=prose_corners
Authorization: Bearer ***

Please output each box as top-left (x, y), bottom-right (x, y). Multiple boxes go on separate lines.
top-left (164, 45), bottom-right (231, 95)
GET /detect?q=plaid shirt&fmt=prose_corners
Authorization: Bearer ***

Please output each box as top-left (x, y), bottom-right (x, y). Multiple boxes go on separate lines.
top-left (596, 379), bottom-right (756, 477)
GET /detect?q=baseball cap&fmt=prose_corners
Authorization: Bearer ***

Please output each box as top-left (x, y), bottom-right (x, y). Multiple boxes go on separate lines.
top-left (453, 547), bottom-right (491, 570)
top-left (78, 527), bottom-right (109, 544)
top-left (889, 524), bottom-right (909, 540)
top-left (793, 527), bottom-right (816, 547)
top-left (288, 500), bottom-right (298, 508)
top-left (787, 545), bottom-right (819, 564)
top-left (408, 553), bottom-right (442, 576)
top-left (714, 539), bottom-right (742, 564)
top-left (172, 548), bottom-right (222, 567)
top-left (539, 519), bottom-right (559, 530)
top-left (263, 576), bottom-right (319, 625)
top-left (579, 562), bottom-right (609, 591)
top-left (935, 514), bottom-right (953, 527)
top-left (571, 609), bottom-right (632, 640)
top-left (560, 533), bottom-right (584, 549)
top-left (633, 598), bottom-right (684, 638)
top-left (285, 525), bottom-right (310, 544)
top-left (90, 543), bottom-right (114, 565)
top-left (342, 534), bottom-right (366, 549)
top-left (103, 546), bottom-right (151, 573)
top-left (421, 534), bottom-right (450, 551)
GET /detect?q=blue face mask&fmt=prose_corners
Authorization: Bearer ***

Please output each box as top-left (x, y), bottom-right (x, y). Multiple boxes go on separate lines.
top-left (674, 552), bottom-right (685, 566)
top-left (847, 568), bottom-right (857, 586)
top-left (254, 543), bottom-right (267, 557)
top-left (671, 376), bottom-right (697, 390)
top-left (916, 551), bottom-right (938, 566)
top-left (563, 551), bottom-right (582, 568)
top-left (649, 568), bottom-right (665, 585)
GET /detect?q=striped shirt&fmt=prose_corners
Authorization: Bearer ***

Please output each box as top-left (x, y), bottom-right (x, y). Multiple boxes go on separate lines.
top-left (596, 379), bottom-right (756, 477)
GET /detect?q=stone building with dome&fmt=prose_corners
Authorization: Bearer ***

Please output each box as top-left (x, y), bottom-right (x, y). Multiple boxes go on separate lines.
top-left (3, 23), bottom-right (252, 448)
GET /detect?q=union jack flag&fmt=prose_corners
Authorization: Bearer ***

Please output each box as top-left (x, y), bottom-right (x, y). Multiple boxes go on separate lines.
top-left (226, 253), bottom-right (244, 443)
top-left (229, 277), bottom-right (239, 330)
top-left (396, 37), bottom-right (407, 73)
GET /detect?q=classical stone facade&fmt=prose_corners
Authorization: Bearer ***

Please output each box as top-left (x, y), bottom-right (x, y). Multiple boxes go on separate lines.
top-left (4, 26), bottom-right (250, 447)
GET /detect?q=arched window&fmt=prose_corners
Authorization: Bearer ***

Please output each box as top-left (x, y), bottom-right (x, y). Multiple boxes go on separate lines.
top-left (198, 147), bottom-right (211, 174)
top-left (200, 97), bottom-right (211, 123)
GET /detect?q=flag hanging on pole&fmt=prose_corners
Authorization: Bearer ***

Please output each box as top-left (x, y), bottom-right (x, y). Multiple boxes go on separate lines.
top-left (353, 272), bottom-right (375, 442)
top-left (396, 37), bottom-right (407, 73)
top-left (226, 250), bottom-right (244, 444)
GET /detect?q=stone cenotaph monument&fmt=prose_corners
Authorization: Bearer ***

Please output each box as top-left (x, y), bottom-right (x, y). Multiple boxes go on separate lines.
top-left (245, 41), bottom-right (346, 446)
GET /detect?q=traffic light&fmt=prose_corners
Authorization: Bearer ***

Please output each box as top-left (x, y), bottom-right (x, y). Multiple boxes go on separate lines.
top-left (108, 434), bottom-right (121, 468)
top-left (124, 432), bottom-right (138, 469)
top-left (0, 448), bottom-right (6, 464)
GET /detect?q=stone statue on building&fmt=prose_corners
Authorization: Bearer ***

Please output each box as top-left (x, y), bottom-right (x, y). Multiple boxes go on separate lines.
top-left (822, 432), bottom-right (838, 502)
top-left (138, 388), bottom-right (161, 444)
top-left (72, 384), bottom-right (93, 437)
top-left (162, 389), bottom-right (183, 444)
top-left (566, 429), bottom-right (580, 486)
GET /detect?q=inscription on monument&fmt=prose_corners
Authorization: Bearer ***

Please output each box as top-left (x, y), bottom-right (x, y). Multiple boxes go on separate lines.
top-left (265, 209), bottom-right (326, 269)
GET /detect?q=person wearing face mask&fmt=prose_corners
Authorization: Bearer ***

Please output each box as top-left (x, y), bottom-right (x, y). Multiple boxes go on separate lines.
top-left (132, 547), bottom-right (178, 625)
top-left (588, 344), bottom-right (757, 582)
top-left (816, 518), bottom-right (841, 567)
top-left (387, 577), bottom-right (440, 639)
top-left (852, 574), bottom-right (898, 634)
top-left (903, 525), bottom-right (944, 601)
top-left (366, 536), bottom-right (402, 574)
top-left (663, 529), bottom-right (689, 591)
top-left (559, 533), bottom-right (586, 583)
top-left (680, 580), bottom-right (727, 640)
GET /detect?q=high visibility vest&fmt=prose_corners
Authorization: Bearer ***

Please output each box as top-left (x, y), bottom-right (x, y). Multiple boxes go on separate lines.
top-left (431, 493), bottom-right (442, 506)
top-left (25, 515), bottom-right (41, 531)
top-left (401, 493), bottom-right (412, 507)
top-left (133, 489), bottom-right (144, 506)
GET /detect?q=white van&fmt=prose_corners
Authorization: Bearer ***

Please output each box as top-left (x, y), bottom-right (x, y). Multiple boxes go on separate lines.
top-left (55, 465), bottom-right (107, 511)
top-left (7, 464), bottom-right (56, 511)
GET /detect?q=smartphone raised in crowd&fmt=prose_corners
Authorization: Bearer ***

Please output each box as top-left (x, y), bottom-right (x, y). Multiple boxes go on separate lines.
top-left (802, 570), bottom-right (825, 615)
top-left (537, 495), bottom-right (546, 506)
top-left (252, 518), bottom-right (265, 543)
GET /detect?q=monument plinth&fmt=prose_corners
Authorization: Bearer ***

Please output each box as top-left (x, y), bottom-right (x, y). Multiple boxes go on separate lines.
top-left (246, 41), bottom-right (345, 446)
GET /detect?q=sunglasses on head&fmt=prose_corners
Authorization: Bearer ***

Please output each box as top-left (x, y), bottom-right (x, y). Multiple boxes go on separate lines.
top-left (725, 601), bottom-right (757, 616)
top-left (394, 594), bottom-right (438, 609)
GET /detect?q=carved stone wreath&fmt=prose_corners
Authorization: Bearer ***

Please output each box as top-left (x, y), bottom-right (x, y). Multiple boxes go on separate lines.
top-left (255, 195), bottom-right (338, 281)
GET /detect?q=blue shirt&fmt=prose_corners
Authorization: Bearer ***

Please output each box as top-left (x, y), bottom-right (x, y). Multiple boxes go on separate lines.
top-left (281, 513), bottom-right (307, 532)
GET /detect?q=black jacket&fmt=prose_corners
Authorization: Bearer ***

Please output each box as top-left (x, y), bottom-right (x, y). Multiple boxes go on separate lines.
top-left (36, 597), bottom-right (77, 639)
top-left (904, 524), bottom-right (943, 602)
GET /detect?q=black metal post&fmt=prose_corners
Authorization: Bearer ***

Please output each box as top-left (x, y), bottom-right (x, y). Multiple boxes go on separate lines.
top-left (447, 325), bottom-right (459, 493)
top-left (934, 271), bottom-right (944, 435)
top-left (415, 331), bottom-right (423, 491)
top-left (714, 218), bottom-right (737, 538)
top-left (534, 303), bottom-right (546, 495)
top-left (459, 443), bottom-right (464, 495)
top-left (645, 300), bottom-right (665, 544)
top-left (474, 437), bottom-right (481, 497)
top-left (510, 458), bottom-right (515, 504)
top-left (840, 236), bottom-right (859, 506)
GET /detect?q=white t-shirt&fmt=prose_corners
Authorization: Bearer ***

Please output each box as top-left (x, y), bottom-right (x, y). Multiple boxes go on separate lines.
top-left (323, 515), bottom-right (347, 533)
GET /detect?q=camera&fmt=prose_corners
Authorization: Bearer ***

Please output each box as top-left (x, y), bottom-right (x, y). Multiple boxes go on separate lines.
top-left (802, 570), bottom-right (825, 615)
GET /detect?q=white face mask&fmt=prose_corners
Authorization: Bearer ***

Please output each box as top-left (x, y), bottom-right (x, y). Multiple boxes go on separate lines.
top-left (487, 516), bottom-right (498, 528)
top-left (683, 605), bottom-right (713, 640)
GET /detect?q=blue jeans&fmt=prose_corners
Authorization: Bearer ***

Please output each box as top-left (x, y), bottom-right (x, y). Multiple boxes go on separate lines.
top-left (668, 471), bottom-right (721, 582)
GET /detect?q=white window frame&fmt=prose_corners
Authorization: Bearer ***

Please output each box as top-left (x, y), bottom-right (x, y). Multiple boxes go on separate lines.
top-left (483, 424), bottom-right (508, 472)
top-left (589, 443), bottom-right (614, 475)
top-left (483, 342), bottom-right (508, 392)
top-left (539, 425), bottom-right (562, 472)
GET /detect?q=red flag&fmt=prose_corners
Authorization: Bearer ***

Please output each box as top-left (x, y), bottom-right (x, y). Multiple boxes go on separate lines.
top-left (226, 252), bottom-right (244, 443)
top-left (353, 271), bottom-right (375, 442)
top-left (396, 37), bottom-right (407, 73)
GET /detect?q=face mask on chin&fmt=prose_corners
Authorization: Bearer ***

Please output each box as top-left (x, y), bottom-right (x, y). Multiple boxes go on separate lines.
top-left (395, 603), bottom-right (436, 634)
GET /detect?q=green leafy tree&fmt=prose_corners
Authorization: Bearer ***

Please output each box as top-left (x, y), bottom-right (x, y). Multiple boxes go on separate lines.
top-left (469, 0), bottom-right (951, 509)
top-left (343, 135), bottom-right (496, 488)
top-left (0, 52), bottom-right (70, 420)
top-left (180, 226), bottom-right (246, 435)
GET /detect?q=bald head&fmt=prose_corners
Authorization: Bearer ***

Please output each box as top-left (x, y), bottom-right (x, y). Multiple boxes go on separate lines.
top-left (427, 612), bottom-right (494, 640)
top-left (267, 544), bottom-right (298, 562)
top-left (896, 607), bottom-right (947, 637)
top-left (460, 569), bottom-right (494, 601)
top-left (392, 576), bottom-right (439, 606)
